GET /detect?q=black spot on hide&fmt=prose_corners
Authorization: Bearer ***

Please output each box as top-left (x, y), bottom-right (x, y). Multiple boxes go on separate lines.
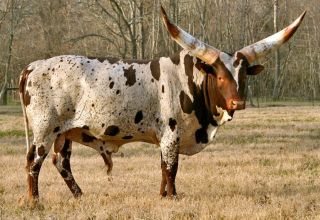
top-left (104, 125), bottom-right (120, 136)
top-left (170, 52), bottom-right (180, 65)
top-left (150, 60), bottom-right (160, 81)
top-left (124, 66), bottom-right (136, 86)
top-left (82, 125), bottom-right (89, 130)
top-left (179, 91), bottom-right (193, 114)
top-left (134, 111), bottom-right (143, 124)
top-left (169, 118), bottom-right (177, 132)
top-left (195, 128), bottom-right (208, 144)
top-left (82, 133), bottom-right (97, 142)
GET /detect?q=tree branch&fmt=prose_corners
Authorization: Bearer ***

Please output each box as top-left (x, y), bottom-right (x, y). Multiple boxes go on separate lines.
top-left (0, 0), bottom-right (10, 30)
top-left (66, 33), bottom-right (114, 44)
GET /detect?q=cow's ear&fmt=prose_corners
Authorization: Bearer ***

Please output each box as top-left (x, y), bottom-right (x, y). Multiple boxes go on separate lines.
top-left (247, 65), bottom-right (264, 75)
top-left (195, 62), bottom-right (214, 75)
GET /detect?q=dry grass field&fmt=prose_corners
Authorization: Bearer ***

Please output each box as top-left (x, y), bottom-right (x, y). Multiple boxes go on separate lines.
top-left (0, 104), bottom-right (320, 219)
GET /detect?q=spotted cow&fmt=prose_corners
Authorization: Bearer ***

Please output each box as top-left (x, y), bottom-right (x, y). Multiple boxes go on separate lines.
top-left (20, 7), bottom-right (306, 201)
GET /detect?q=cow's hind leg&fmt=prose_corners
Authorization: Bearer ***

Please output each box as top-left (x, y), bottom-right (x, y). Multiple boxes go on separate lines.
top-left (99, 147), bottom-right (113, 174)
top-left (26, 139), bottom-right (53, 201)
top-left (52, 136), bottom-right (82, 198)
top-left (64, 129), bottom-right (113, 174)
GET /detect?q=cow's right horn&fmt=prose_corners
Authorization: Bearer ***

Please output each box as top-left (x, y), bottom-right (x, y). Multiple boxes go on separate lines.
top-left (237, 11), bottom-right (306, 64)
top-left (161, 6), bottom-right (220, 65)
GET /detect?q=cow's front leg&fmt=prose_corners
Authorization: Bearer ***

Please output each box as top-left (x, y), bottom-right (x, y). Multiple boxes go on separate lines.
top-left (159, 130), bottom-right (179, 198)
top-left (160, 152), bottom-right (179, 197)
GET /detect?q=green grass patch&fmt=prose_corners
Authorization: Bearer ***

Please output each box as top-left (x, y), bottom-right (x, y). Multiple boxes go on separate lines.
top-left (0, 105), bottom-right (22, 114)
top-left (0, 130), bottom-right (26, 138)
top-left (0, 185), bottom-right (4, 195)
top-left (259, 158), bottom-right (273, 166)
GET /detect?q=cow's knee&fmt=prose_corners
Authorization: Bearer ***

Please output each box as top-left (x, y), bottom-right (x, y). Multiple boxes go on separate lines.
top-left (26, 143), bottom-right (50, 200)
top-left (27, 144), bottom-right (49, 176)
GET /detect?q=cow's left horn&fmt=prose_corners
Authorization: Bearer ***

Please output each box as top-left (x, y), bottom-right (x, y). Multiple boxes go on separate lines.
top-left (238, 11), bottom-right (306, 64)
top-left (160, 6), bottom-right (220, 65)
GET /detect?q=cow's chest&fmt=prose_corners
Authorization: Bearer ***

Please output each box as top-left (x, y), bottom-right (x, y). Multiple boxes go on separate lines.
top-left (177, 108), bottom-right (231, 155)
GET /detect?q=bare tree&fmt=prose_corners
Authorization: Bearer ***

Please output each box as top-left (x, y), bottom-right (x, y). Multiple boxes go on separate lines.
top-left (272, 0), bottom-right (280, 100)
top-left (0, 0), bottom-right (318, 103)
top-left (0, 0), bottom-right (9, 30)
top-left (0, 0), bottom-right (23, 104)
top-left (38, 0), bottom-right (68, 58)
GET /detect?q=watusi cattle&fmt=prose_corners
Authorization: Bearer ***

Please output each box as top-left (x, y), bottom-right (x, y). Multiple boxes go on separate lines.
top-left (19, 6), bottom-right (306, 200)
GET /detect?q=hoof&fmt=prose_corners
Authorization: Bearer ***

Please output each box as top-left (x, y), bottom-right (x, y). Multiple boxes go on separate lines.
top-left (160, 191), bottom-right (167, 197)
top-left (160, 191), bottom-right (179, 199)
top-left (106, 169), bottom-right (112, 176)
top-left (18, 195), bottom-right (44, 210)
top-left (73, 191), bottom-right (83, 199)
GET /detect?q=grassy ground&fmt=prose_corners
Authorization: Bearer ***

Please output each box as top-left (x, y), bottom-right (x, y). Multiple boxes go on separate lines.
top-left (0, 105), bottom-right (319, 219)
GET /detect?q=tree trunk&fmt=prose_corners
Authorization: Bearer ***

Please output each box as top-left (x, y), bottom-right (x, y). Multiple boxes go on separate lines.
top-left (272, 0), bottom-right (280, 100)
top-left (139, 2), bottom-right (145, 59)
top-left (0, 0), bottom-right (14, 105)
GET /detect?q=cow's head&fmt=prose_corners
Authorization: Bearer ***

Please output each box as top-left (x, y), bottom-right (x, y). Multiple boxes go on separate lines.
top-left (161, 6), bottom-right (305, 115)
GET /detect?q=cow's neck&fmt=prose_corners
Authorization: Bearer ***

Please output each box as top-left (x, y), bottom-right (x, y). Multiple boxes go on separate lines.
top-left (182, 53), bottom-right (219, 130)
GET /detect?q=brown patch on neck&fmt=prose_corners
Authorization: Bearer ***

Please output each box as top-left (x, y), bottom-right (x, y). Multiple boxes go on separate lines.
top-left (202, 74), bottom-right (219, 116)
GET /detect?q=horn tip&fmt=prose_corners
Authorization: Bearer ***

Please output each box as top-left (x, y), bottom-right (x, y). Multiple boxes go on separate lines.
top-left (160, 6), bottom-right (180, 38)
top-left (300, 10), bottom-right (307, 21)
top-left (283, 10), bottom-right (307, 41)
top-left (160, 5), bottom-right (166, 17)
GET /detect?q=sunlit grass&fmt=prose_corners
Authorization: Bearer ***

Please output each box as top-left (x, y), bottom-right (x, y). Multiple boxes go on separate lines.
top-left (0, 105), bottom-right (319, 219)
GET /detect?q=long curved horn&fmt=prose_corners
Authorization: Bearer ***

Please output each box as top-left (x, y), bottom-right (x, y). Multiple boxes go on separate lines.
top-left (238, 11), bottom-right (306, 64)
top-left (160, 6), bottom-right (220, 65)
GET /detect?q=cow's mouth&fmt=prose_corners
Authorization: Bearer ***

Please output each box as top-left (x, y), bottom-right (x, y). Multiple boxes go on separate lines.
top-left (228, 110), bottom-right (235, 118)
top-left (213, 106), bottom-right (233, 125)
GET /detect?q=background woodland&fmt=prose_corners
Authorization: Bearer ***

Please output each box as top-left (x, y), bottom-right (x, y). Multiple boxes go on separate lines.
top-left (0, 0), bottom-right (319, 102)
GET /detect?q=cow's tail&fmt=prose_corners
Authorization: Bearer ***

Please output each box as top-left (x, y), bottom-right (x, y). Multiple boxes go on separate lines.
top-left (19, 66), bottom-right (32, 153)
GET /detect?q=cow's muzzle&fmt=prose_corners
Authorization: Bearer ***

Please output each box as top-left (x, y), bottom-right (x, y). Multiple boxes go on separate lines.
top-left (228, 100), bottom-right (245, 110)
